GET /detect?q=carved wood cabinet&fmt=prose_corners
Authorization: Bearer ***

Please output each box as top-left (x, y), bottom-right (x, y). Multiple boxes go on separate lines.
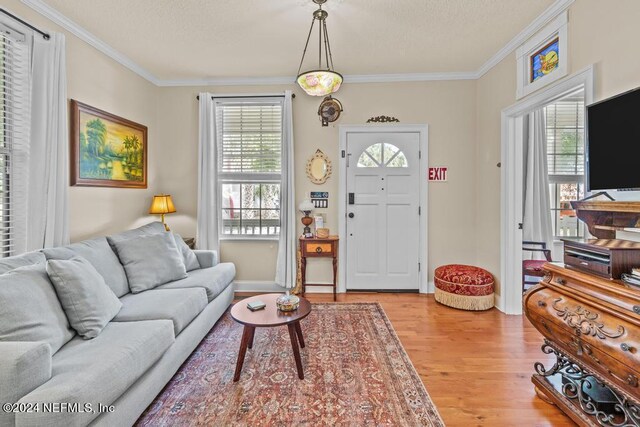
top-left (524, 263), bottom-right (640, 426)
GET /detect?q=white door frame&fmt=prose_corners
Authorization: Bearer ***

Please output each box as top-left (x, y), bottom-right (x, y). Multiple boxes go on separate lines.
top-left (338, 124), bottom-right (429, 294)
top-left (500, 65), bottom-right (594, 314)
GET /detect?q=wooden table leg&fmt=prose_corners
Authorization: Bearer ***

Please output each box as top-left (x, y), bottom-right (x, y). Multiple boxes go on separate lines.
top-left (233, 325), bottom-right (253, 382)
top-left (248, 327), bottom-right (255, 349)
top-left (332, 255), bottom-right (337, 301)
top-left (294, 321), bottom-right (305, 348)
top-left (287, 323), bottom-right (304, 379)
top-left (301, 256), bottom-right (307, 297)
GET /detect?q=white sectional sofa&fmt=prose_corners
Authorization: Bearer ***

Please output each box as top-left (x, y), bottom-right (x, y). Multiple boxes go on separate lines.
top-left (0, 222), bottom-right (235, 427)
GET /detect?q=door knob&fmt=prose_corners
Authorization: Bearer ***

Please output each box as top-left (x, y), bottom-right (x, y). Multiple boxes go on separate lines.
top-left (348, 212), bottom-right (355, 218)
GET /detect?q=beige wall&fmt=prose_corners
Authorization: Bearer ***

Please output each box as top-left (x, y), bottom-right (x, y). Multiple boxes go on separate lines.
top-left (475, 0), bottom-right (640, 297)
top-left (12, 0), bottom-right (640, 295)
top-left (156, 81), bottom-right (478, 283)
top-left (5, 0), bottom-right (161, 242)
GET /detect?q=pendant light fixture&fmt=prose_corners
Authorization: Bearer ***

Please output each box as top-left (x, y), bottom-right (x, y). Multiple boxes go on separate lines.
top-left (296, 0), bottom-right (343, 96)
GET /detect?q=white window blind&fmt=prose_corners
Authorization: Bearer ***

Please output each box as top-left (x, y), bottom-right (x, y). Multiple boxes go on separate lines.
top-left (215, 98), bottom-right (284, 237)
top-left (0, 23), bottom-right (30, 257)
top-left (544, 90), bottom-right (585, 238)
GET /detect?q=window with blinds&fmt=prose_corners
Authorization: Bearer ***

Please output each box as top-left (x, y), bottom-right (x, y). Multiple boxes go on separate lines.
top-left (0, 23), bottom-right (29, 257)
top-left (544, 89), bottom-right (585, 238)
top-left (216, 98), bottom-right (283, 237)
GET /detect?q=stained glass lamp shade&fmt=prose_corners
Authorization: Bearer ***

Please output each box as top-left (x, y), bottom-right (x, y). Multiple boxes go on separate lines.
top-left (297, 70), bottom-right (343, 97)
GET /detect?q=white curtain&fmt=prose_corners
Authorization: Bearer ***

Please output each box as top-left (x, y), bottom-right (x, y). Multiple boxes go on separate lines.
top-left (523, 109), bottom-right (553, 254)
top-left (26, 32), bottom-right (69, 250)
top-left (196, 93), bottom-right (219, 251)
top-left (275, 90), bottom-right (296, 289)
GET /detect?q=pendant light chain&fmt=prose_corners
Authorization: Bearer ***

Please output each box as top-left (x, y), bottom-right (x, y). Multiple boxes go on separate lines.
top-left (323, 19), bottom-right (334, 71)
top-left (297, 17), bottom-right (317, 77)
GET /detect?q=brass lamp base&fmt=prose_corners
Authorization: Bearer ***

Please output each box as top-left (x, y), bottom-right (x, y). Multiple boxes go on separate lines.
top-left (301, 212), bottom-right (313, 237)
top-left (160, 213), bottom-right (170, 231)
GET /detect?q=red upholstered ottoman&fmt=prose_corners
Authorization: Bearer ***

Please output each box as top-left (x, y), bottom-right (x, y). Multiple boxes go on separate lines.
top-left (434, 264), bottom-right (495, 311)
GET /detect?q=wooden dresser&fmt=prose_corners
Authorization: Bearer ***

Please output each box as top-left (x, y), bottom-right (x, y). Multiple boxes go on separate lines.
top-left (524, 262), bottom-right (640, 426)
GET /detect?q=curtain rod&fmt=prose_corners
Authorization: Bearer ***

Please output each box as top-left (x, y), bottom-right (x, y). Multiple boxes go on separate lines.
top-left (196, 94), bottom-right (295, 100)
top-left (0, 8), bottom-right (50, 40)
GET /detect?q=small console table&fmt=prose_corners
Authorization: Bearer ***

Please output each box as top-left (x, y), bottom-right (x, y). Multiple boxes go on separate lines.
top-left (299, 236), bottom-right (338, 301)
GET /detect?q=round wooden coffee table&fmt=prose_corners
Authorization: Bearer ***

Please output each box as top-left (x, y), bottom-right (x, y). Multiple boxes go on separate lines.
top-left (230, 293), bottom-right (311, 382)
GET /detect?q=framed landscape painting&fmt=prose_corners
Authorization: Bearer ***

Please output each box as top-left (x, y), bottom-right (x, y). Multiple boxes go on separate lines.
top-left (70, 100), bottom-right (147, 188)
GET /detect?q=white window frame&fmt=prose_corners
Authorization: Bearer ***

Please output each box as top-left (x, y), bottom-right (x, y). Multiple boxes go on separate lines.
top-left (0, 19), bottom-right (31, 257)
top-left (214, 96), bottom-right (284, 241)
top-left (544, 92), bottom-right (586, 239)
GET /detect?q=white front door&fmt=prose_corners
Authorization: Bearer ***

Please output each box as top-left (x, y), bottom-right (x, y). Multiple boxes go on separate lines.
top-left (345, 132), bottom-right (421, 290)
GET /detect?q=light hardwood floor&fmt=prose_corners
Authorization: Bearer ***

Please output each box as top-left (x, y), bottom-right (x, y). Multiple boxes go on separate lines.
top-left (237, 292), bottom-right (574, 426)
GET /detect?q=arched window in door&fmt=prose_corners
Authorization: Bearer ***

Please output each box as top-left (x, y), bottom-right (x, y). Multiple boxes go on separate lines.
top-left (357, 142), bottom-right (408, 168)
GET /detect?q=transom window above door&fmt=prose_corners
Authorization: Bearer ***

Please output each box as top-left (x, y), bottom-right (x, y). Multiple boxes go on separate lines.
top-left (357, 142), bottom-right (408, 168)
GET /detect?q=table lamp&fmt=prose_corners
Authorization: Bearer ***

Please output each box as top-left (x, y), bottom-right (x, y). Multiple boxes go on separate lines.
top-left (149, 194), bottom-right (176, 231)
top-left (299, 199), bottom-right (314, 238)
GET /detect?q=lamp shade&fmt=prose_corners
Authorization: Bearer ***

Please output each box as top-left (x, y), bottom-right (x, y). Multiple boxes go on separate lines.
top-left (299, 199), bottom-right (314, 212)
top-left (149, 195), bottom-right (176, 214)
top-left (297, 70), bottom-right (343, 96)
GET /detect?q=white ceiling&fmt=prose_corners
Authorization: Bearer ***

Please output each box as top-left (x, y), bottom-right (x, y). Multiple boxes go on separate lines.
top-left (37, 0), bottom-right (555, 81)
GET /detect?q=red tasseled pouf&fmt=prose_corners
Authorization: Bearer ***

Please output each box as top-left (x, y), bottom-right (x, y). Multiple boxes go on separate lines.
top-left (434, 264), bottom-right (495, 311)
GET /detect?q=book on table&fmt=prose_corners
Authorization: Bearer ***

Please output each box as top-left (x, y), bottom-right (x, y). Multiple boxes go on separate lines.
top-left (247, 300), bottom-right (266, 311)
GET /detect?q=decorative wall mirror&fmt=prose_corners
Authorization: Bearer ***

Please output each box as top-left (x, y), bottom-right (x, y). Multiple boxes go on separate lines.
top-left (306, 149), bottom-right (332, 184)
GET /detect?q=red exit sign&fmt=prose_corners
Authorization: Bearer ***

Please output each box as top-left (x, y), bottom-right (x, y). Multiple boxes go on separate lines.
top-left (428, 167), bottom-right (448, 182)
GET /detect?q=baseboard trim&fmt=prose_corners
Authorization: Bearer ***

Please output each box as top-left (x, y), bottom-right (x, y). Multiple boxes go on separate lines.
top-left (233, 281), bottom-right (282, 293)
top-left (233, 281), bottom-right (338, 294)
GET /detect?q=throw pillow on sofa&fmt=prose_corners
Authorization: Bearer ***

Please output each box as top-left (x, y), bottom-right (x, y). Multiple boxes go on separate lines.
top-left (46, 256), bottom-right (123, 339)
top-left (0, 264), bottom-right (75, 353)
top-left (173, 232), bottom-right (200, 271)
top-left (109, 232), bottom-right (188, 293)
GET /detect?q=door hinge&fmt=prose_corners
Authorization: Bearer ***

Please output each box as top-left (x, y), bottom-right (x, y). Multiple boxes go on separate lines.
top-left (418, 206), bottom-right (421, 215)
top-left (418, 262), bottom-right (421, 272)
top-left (419, 150), bottom-right (422, 159)
top-left (341, 150), bottom-right (345, 158)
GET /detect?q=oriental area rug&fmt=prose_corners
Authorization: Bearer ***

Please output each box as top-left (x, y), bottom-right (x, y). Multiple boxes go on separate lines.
top-left (137, 303), bottom-right (444, 426)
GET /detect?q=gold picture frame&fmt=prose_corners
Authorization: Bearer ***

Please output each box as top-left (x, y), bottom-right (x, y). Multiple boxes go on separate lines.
top-left (70, 100), bottom-right (148, 188)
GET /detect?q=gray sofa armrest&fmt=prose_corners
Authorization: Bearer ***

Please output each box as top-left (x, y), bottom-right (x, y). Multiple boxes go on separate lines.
top-left (0, 342), bottom-right (52, 424)
top-left (193, 250), bottom-right (218, 268)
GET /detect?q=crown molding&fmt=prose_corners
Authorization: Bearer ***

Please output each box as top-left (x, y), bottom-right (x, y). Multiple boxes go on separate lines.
top-left (157, 76), bottom-right (294, 87)
top-left (345, 72), bottom-right (477, 83)
top-left (475, 0), bottom-right (575, 78)
top-left (22, 0), bottom-right (573, 87)
top-left (21, 0), bottom-right (161, 85)
top-left (159, 71), bottom-right (478, 87)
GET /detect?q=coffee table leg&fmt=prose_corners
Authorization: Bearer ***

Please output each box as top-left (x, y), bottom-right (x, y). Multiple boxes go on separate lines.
top-left (287, 323), bottom-right (304, 380)
top-left (294, 321), bottom-right (305, 348)
top-left (233, 325), bottom-right (253, 382)
top-left (248, 327), bottom-right (255, 349)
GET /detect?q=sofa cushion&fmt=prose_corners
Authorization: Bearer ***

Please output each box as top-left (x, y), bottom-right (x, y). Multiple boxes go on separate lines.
top-left (156, 263), bottom-right (235, 302)
top-left (173, 232), bottom-right (200, 271)
top-left (46, 257), bottom-right (122, 339)
top-left (42, 237), bottom-right (130, 297)
top-left (107, 221), bottom-right (166, 246)
top-left (194, 249), bottom-right (218, 268)
top-left (0, 264), bottom-right (75, 354)
top-left (0, 251), bottom-right (46, 274)
top-left (17, 320), bottom-right (174, 427)
top-left (109, 232), bottom-right (188, 293)
top-left (113, 288), bottom-right (207, 335)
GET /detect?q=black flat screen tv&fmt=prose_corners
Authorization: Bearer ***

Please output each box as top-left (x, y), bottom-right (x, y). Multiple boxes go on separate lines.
top-left (587, 87), bottom-right (640, 191)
